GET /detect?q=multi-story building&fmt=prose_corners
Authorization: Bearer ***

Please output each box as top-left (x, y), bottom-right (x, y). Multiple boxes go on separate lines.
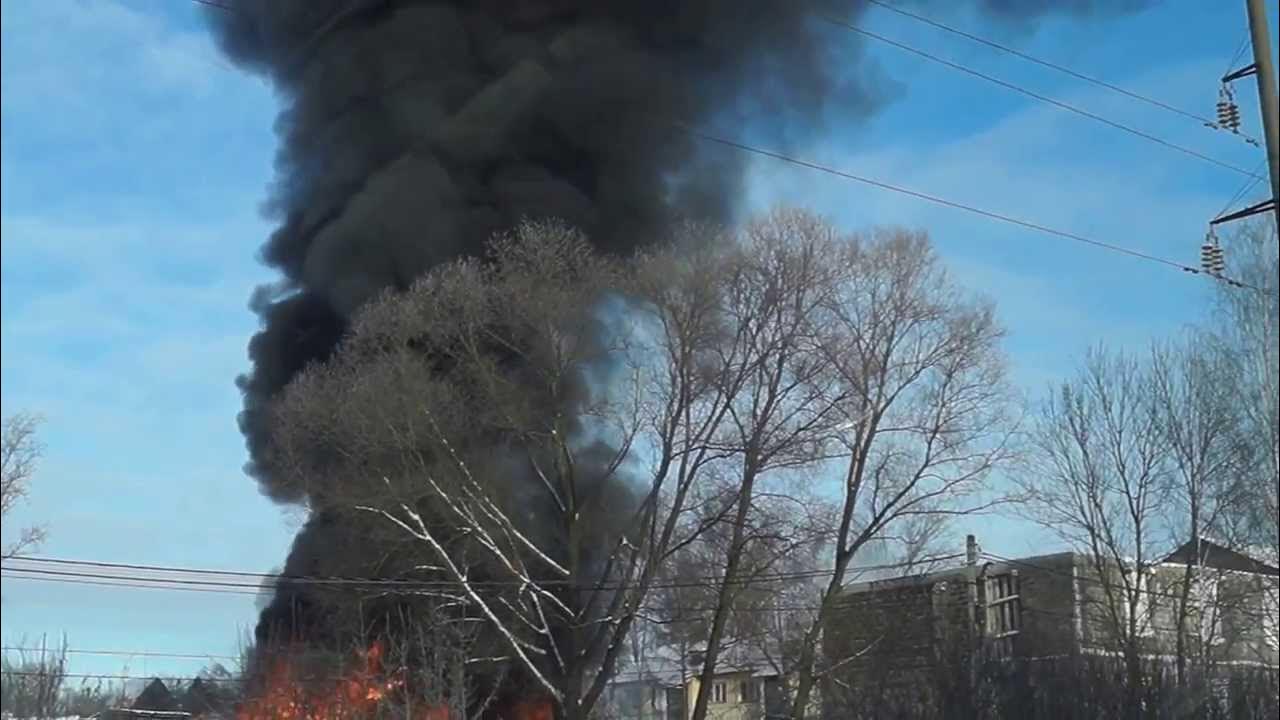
top-left (822, 538), bottom-right (1279, 715)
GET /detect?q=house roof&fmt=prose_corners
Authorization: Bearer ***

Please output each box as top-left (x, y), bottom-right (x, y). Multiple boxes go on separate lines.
top-left (132, 680), bottom-right (179, 712)
top-left (682, 641), bottom-right (784, 678)
top-left (181, 678), bottom-right (225, 714)
top-left (1162, 538), bottom-right (1280, 577)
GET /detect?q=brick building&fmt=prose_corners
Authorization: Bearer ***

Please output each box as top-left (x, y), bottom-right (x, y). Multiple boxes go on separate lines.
top-left (822, 538), bottom-right (1279, 715)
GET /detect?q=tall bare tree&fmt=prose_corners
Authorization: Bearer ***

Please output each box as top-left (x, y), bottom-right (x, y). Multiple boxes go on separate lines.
top-left (685, 210), bottom-right (852, 720)
top-left (1019, 347), bottom-right (1171, 718)
top-left (1212, 221), bottom-right (1279, 565)
top-left (267, 217), bottom-right (819, 720)
top-left (1148, 339), bottom-right (1253, 681)
top-left (2, 412), bottom-right (45, 559)
top-left (0, 635), bottom-right (67, 719)
top-left (266, 212), bottom-right (1015, 720)
top-left (785, 228), bottom-right (1013, 720)
top-left (1206, 219), bottom-right (1280, 667)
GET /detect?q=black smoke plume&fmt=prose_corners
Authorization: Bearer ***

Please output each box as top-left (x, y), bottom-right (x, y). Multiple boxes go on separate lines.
top-left (209, 0), bottom-right (885, 661)
top-left (212, 0), bottom-right (879, 508)
top-left (203, 0), bottom-right (1151, 688)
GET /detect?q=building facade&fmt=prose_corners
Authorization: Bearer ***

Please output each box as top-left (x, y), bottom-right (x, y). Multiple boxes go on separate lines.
top-left (822, 539), bottom-right (1280, 715)
top-left (682, 666), bottom-right (785, 720)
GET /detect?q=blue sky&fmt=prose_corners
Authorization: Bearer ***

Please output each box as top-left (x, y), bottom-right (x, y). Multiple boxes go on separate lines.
top-left (2, 0), bottom-right (1276, 681)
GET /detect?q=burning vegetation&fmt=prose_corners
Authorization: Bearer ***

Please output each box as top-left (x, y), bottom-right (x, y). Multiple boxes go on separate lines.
top-left (238, 640), bottom-right (553, 720)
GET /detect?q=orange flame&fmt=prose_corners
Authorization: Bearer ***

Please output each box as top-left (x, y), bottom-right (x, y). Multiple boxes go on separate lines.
top-left (503, 698), bottom-right (555, 720)
top-left (237, 642), bottom-right (557, 719)
top-left (237, 642), bottom-right (454, 720)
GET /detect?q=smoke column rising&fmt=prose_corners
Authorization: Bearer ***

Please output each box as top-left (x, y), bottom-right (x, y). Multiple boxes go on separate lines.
top-left (203, 0), bottom-right (1151, 663)
top-left (207, 0), bottom-right (882, 502)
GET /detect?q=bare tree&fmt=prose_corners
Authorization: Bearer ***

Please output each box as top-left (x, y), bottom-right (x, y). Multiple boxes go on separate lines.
top-left (682, 210), bottom-right (853, 720)
top-left (1148, 339), bottom-right (1255, 681)
top-left (1019, 347), bottom-right (1171, 718)
top-left (0, 635), bottom-right (67, 719)
top-left (2, 412), bottom-right (45, 559)
top-left (646, 490), bottom-right (826, 678)
top-left (1212, 221), bottom-right (1279, 568)
top-left (58, 678), bottom-right (128, 718)
top-left (267, 217), bottom-right (799, 720)
top-left (785, 227), bottom-right (1013, 720)
top-left (1207, 220), bottom-right (1279, 668)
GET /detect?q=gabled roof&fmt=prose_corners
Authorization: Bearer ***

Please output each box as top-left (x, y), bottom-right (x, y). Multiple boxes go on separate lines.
top-left (132, 679), bottom-right (178, 712)
top-left (181, 678), bottom-right (222, 714)
top-left (683, 641), bottom-right (784, 678)
top-left (1163, 538), bottom-right (1280, 577)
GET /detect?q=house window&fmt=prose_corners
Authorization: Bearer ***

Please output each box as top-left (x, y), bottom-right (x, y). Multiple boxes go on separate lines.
top-left (1191, 571), bottom-right (1224, 645)
top-left (711, 682), bottom-right (727, 704)
top-left (1263, 582), bottom-right (1279, 649)
top-left (665, 686), bottom-right (685, 720)
top-left (740, 680), bottom-right (760, 703)
top-left (985, 571), bottom-right (1022, 657)
top-left (1123, 566), bottom-right (1157, 638)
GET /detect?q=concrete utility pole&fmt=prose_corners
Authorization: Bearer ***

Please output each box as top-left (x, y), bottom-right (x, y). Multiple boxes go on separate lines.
top-left (1246, 0), bottom-right (1280, 225)
top-left (1209, 1), bottom-right (1280, 241)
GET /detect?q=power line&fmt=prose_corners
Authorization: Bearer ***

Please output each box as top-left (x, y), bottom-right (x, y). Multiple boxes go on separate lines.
top-left (0, 568), bottom-right (840, 616)
top-left (674, 123), bottom-right (1264, 292)
top-left (0, 670), bottom-right (244, 683)
top-left (0, 571), bottom-right (260, 596)
top-left (0, 666), bottom-right (683, 685)
top-left (10, 551), bottom-right (1271, 610)
top-left (179, 0), bottom-right (1261, 292)
top-left (3, 566), bottom-right (272, 590)
top-left (1, 646), bottom-right (239, 662)
top-left (1224, 30), bottom-right (1253, 79)
top-left (817, 15), bottom-right (1264, 179)
top-left (1216, 158), bottom-right (1270, 220)
top-left (3, 552), bottom-right (963, 593)
top-left (864, 0), bottom-right (1253, 143)
top-left (194, 0), bottom-right (1265, 164)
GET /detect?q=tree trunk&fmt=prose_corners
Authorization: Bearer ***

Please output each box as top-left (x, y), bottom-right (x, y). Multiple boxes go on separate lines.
top-left (1124, 645), bottom-right (1143, 720)
top-left (787, 621), bottom-right (824, 720)
top-left (688, 461), bottom-right (761, 720)
top-left (1173, 535), bottom-right (1197, 688)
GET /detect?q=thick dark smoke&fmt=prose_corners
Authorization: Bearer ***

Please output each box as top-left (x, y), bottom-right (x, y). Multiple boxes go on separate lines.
top-left (203, 0), bottom-right (1153, 688)
top-left (210, 0), bottom-right (883, 508)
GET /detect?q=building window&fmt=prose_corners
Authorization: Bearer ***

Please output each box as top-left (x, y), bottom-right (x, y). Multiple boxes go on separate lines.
top-left (740, 680), bottom-right (760, 703)
top-left (1122, 566), bottom-right (1157, 638)
top-left (1191, 570), bottom-right (1224, 645)
top-left (665, 686), bottom-right (685, 720)
top-left (1263, 582), bottom-right (1279, 649)
top-left (711, 682), bottom-right (727, 704)
top-left (985, 571), bottom-right (1022, 657)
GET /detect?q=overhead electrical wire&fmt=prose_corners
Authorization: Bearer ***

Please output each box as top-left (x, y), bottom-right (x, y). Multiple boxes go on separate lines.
top-left (863, 0), bottom-right (1261, 145)
top-left (815, 15), bottom-right (1264, 180)
top-left (0, 646), bottom-right (239, 662)
top-left (0, 666), bottom-right (695, 684)
top-left (1215, 158), bottom-right (1270, 220)
top-left (2, 552), bottom-right (965, 593)
top-left (180, 0), bottom-right (1261, 292)
top-left (1223, 29), bottom-right (1253, 79)
top-left (673, 123), bottom-right (1264, 292)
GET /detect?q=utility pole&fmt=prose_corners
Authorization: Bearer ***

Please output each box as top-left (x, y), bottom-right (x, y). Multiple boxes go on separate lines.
top-left (1207, 0), bottom-right (1279, 258)
top-left (1246, 0), bottom-right (1280, 226)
